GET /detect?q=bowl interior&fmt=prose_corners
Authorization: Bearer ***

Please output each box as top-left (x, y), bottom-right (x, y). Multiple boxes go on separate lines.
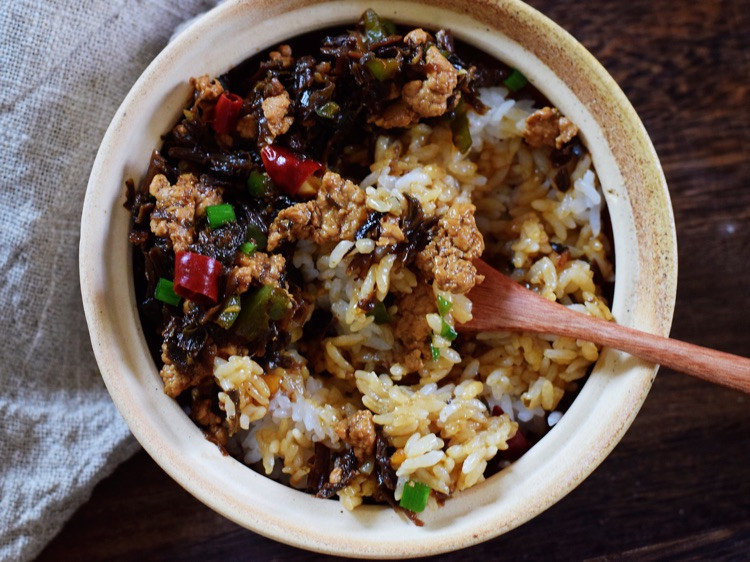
top-left (80, 0), bottom-right (676, 557)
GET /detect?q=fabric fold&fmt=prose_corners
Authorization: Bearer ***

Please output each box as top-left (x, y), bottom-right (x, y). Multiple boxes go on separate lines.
top-left (0, 1), bottom-right (220, 559)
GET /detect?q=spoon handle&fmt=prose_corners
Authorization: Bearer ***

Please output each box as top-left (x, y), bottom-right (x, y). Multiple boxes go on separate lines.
top-left (465, 260), bottom-right (750, 393)
top-left (541, 309), bottom-right (750, 393)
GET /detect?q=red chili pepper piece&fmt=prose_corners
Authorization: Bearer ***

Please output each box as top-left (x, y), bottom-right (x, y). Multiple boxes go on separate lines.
top-left (212, 92), bottom-right (243, 135)
top-left (173, 251), bottom-right (222, 304)
top-left (260, 144), bottom-right (325, 196)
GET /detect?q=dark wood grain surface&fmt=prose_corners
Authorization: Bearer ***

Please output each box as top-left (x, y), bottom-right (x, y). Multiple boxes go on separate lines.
top-left (40, 0), bottom-right (750, 559)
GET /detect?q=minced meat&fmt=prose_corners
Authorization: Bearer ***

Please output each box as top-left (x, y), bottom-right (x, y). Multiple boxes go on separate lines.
top-left (148, 173), bottom-right (222, 253)
top-left (523, 106), bottom-right (578, 149)
top-left (416, 201), bottom-right (485, 294)
top-left (335, 410), bottom-right (376, 462)
top-left (226, 252), bottom-right (286, 294)
top-left (267, 171), bottom-right (367, 249)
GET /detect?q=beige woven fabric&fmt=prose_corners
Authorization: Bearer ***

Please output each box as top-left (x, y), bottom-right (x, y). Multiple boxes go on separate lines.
top-left (0, 1), bottom-right (219, 559)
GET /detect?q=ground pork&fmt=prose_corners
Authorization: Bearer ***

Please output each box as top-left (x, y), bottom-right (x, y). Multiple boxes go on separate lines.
top-left (148, 173), bottom-right (222, 253)
top-left (335, 410), bottom-right (376, 461)
top-left (159, 361), bottom-right (193, 398)
top-left (402, 348), bottom-right (423, 373)
top-left (523, 107), bottom-right (578, 149)
top-left (189, 75), bottom-right (224, 115)
top-left (149, 174), bottom-right (194, 253)
top-left (191, 390), bottom-right (223, 428)
top-left (370, 45), bottom-right (458, 129)
top-left (215, 341), bottom-right (250, 360)
top-left (262, 90), bottom-right (293, 139)
top-left (370, 101), bottom-right (417, 129)
top-left (236, 114), bottom-right (257, 139)
top-left (267, 204), bottom-right (316, 249)
top-left (393, 279), bottom-right (435, 361)
top-left (267, 171), bottom-right (367, 250)
top-left (417, 201), bottom-right (484, 294)
top-left (377, 214), bottom-right (405, 246)
top-left (404, 28), bottom-right (429, 46)
top-left (268, 44), bottom-right (294, 68)
top-left (402, 46), bottom-right (458, 118)
top-left (195, 177), bottom-right (224, 216)
top-left (226, 252), bottom-right (286, 294)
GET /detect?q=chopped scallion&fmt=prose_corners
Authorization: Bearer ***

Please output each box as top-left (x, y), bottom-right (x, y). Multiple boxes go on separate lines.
top-left (215, 294), bottom-right (242, 330)
top-left (430, 342), bottom-right (441, 362)
top-left (503, 69), bottom-right (528, 92)
top-left (440, 319), bottom-right (458, 341)
top-left (206, 203), bottom-right (236, 229)
top-left (154, 278), bottom-right (180, 306)
top-left (437, 295), bottom-right (453, 317)
top-left (239, 241), bottom-right (257, 255)
top-left (399, 480), bottom-right (430, 512)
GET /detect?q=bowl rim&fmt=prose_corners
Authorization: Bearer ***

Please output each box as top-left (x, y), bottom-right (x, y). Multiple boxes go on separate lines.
top-left (80, 0), bottom-right (677, 557)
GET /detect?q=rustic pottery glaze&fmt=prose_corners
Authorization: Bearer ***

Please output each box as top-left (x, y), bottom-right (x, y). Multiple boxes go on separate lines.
top-left (80, 0), bottom-right (677, 557)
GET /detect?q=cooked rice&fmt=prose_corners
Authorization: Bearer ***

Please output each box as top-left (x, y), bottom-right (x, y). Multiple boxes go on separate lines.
top-left (214, 86), bottom-right (613, 514)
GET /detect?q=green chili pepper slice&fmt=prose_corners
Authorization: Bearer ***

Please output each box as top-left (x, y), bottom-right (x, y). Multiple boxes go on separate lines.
top-left (216, 294), bottom-right (242, 330)
top-left (364, 57), bottom-right (400, 81)
top-left (366, 301), bottom-right (391, 324)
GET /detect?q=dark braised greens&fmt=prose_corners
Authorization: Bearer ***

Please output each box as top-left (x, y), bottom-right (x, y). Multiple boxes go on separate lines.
top-left (125, 9), bottom-right (531, 509)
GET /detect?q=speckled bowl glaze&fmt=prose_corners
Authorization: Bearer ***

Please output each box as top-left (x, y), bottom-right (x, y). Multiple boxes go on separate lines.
top-left (80, 0), bottom-right (677, 557)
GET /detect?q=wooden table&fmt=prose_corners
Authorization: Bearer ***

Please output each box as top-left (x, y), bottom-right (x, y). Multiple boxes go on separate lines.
top-left (40, 0), bottom-right (749, 559)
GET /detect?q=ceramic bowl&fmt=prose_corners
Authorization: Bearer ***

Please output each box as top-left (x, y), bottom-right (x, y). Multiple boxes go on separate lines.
top-left (80, 0), bottom-right (677, 557)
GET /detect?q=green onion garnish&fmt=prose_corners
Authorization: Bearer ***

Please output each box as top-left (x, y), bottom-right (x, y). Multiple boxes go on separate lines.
top-left (430, 342), bottom-right (441, 362)
top-left (239, 241), bottom-right (257, 255)
top-left (315, 101), bottom-right (341, 119)
top-left (437, 295), bottom-right (453, 317)
top-left (246, 225), bottom-right (268, 251)
top-left (154, 278), bottom-right (180, 306)
top-left (399, 480), bottom-right (430, 513)
top-left (366, 301), bottom-right (391, 324)
top-left (503, 69), bottom-right (528, 92)
top-left (206, 203), bottom-right (236, 229)
top-left (247, 170), bottom-right (273, 197)
top-left (216, 294), bottom-right (242, 330)
top-left (440, 319), bottom-right (458, 341)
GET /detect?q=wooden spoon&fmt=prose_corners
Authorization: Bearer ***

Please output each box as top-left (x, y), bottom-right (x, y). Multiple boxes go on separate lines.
top-left (460, 259), bottom-right (750, 393)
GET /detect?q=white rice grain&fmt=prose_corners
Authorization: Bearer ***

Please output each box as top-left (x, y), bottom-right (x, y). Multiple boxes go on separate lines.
top-left (376, 254), bottom-right (397, 301)
top-left (355, 238), bottom-right (375, 254)
top-left (329, 240), bottom-right (354, 268)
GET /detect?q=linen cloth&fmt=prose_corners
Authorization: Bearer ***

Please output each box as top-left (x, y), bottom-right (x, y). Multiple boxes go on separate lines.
top-left (0, 1), bottom-right (220, 559)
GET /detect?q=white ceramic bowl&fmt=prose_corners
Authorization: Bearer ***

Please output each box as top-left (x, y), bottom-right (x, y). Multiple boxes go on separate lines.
top-left (80, 0), bottom-right (677, 557)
